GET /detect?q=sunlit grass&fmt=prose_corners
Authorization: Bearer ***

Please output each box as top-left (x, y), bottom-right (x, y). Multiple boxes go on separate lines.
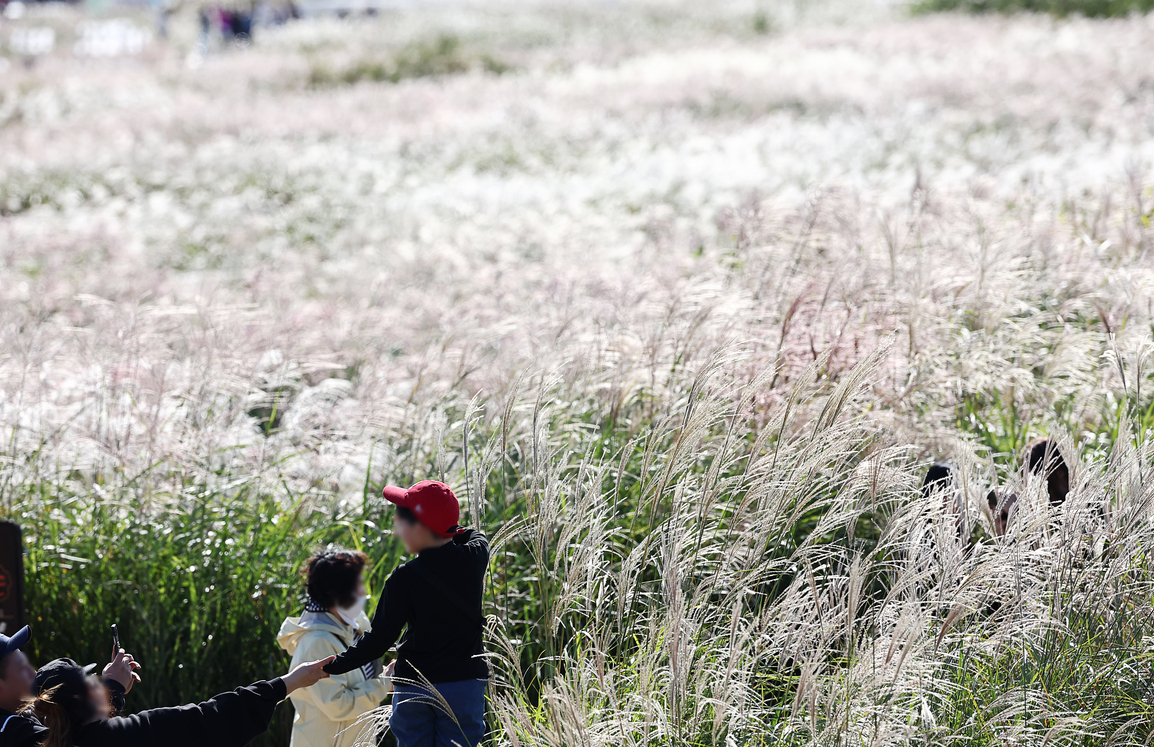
top-left (2, 1), bottom-right (1154, 745)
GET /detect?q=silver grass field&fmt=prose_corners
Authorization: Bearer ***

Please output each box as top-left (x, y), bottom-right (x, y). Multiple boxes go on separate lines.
top-left (2, 0), bottom-right (1154, 745)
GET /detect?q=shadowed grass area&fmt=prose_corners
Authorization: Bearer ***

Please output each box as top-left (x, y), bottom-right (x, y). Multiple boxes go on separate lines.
top-left (933, 584), bottom-right (1154, 745)
top-left (307, 34), bottom-right (510, 88)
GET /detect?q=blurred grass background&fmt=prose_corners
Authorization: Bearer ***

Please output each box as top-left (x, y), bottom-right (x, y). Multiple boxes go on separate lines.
top-left (914, 0), bottom-right (1154, 13)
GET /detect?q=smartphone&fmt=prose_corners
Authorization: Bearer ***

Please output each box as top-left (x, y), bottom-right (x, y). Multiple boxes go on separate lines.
top-left (111, 624), bottom-right (120, 654)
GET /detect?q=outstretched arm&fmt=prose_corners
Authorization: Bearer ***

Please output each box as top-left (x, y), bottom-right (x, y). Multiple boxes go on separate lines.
top-left (291, 637), bottom-right (391, 721)
top-left (77, 659), bottom-right (331, 747)
top-left (324, 571), bottom-right (408, 675)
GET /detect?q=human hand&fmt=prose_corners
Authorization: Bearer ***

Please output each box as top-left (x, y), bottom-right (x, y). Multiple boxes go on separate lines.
top-left (103, 649), bottom-right (142, 693)
top-left (283, 656), bottom-right (335, 695)
top-left (383, 660), bottom-right (395, 680)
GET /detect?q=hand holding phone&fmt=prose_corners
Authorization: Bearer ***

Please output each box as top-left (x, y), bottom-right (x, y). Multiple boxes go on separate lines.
top-left (104, 624), bottom-right (142, 694)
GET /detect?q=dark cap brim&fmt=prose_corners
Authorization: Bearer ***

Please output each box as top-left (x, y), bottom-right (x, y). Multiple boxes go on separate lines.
top-left (5, 626), bottom-right (31, 655)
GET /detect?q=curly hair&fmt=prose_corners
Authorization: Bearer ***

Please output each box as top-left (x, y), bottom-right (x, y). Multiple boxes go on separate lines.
top-left (304, 547), bottom-right (369, 610)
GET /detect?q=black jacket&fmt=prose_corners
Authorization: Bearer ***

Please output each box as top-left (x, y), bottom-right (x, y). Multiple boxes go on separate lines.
top-left (73, 678), bottom-right (286, 747)
top-left (0, 709), bottom-right (47, 747)
top-left (0, 678), bottom-right (126, 747)
top-left (324, 529), bottom-right (489, 684)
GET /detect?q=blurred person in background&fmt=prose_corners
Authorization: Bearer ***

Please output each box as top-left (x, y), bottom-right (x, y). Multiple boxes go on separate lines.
top-left (26, 654), bottom-right (331, 747)
top-left (197, 6), bottom-right (210, 51)
top-left (278, 548), bottom-right (393, 747)
top-left (323, 481), bottom-right (489, 747)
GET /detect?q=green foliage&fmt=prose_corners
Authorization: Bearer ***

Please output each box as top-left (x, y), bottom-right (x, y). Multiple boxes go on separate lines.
top-left (307, 34), bottom-right (510, 88)
top-left (14, 475), bottom-right (405, 746)
top-left (751, 10), bottom-right (776, 35)
top-left (934, 594), bottom-right (1154, 744)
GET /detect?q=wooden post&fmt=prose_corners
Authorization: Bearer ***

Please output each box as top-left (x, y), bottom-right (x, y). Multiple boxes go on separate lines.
top-left (0, 522), bottom-right (26, 635)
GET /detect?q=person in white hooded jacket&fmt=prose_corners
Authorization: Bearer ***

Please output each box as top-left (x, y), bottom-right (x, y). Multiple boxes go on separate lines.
top-left (277, 548), bottom-right (393, 747)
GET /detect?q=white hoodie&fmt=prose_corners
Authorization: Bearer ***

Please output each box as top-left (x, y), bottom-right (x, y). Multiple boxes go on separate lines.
top-left (277, 611), bottom-right (392, 747)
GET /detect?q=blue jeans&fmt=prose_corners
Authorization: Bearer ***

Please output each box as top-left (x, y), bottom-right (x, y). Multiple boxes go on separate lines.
top-left (390, 680), bottom-right (487, 747)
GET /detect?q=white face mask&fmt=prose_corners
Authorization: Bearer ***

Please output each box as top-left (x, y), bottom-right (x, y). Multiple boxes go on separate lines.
top-left (336, 593), bottom-right (369, 627)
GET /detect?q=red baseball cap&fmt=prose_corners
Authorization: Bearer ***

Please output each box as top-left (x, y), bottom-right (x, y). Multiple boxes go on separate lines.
top-left (383, 480), bottom-right (467, 538)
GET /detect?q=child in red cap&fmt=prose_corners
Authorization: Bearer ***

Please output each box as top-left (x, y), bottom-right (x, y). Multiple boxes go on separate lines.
top-left (323, 480), bottom-right (488, 747)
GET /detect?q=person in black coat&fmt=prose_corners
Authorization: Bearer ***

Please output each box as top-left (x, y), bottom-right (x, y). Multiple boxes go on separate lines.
top-left (26, 653), bottom-right (334, 747)
top-left (0, 627), bottom-right (135, 747)
top-left (323, 480), bottom-right (489, 747)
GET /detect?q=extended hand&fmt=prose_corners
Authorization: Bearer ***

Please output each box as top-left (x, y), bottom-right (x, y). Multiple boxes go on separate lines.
top-left (283, 656), bottom-right (335, 695)
top-left (103, 649), bottom-right (142, 693)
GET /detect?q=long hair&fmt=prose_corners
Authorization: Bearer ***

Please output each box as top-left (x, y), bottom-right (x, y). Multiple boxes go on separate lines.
top-left (22, 686), bottom-right (74, 747)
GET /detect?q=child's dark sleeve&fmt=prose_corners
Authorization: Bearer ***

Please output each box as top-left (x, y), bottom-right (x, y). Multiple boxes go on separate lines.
top-left (104, 678), bottom-right (127, 714)
top-left (75, 679), bottom-right (287, 747)
top-left (324, 568), bottom-right (409, 675)
top-left (453, 528), bottom-right (489, 562)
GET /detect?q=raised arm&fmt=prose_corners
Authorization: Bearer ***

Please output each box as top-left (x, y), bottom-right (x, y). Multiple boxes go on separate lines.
top-left (324, 569), bottom-right (408, 675)
top-left (102, 648), bottom-right (141, 715)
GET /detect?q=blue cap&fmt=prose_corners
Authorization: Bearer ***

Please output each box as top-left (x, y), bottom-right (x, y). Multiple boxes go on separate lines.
top-left (0, 626), bottom-right (30, 659)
